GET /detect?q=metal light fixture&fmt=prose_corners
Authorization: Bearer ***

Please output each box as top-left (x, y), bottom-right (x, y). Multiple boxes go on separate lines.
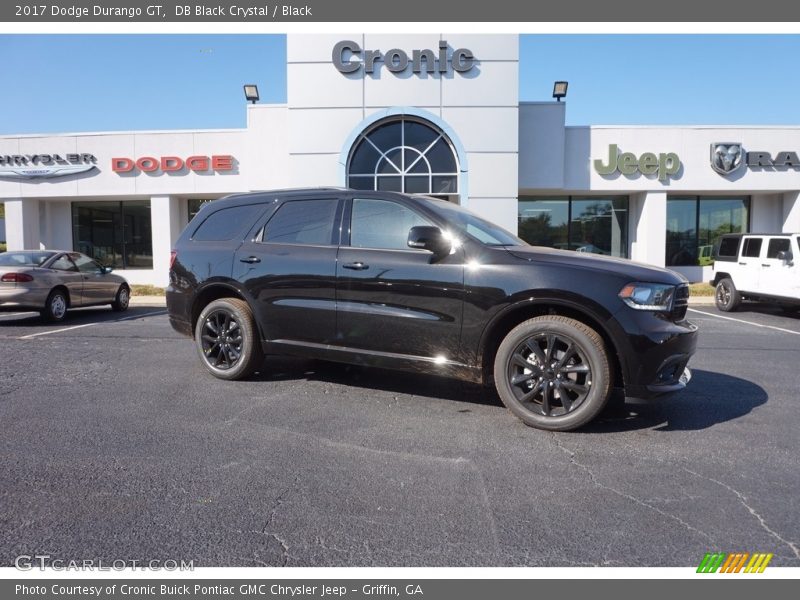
top-left (552, 81), bottom-right (568, 102)
top-left (243, 84), bottom-right (259, 104)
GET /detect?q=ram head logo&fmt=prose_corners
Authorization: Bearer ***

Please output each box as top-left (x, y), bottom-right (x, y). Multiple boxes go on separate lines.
top-left (711, 143), bottom-right (744, 175)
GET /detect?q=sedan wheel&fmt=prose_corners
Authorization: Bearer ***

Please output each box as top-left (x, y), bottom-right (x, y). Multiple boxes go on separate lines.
top-left (111, 285), bottom-right (130, 312)
top-left (494, 316), bottom-right (611, 431)
top-left (194, 298), bottom-right (262, 380)
top-left (41, 289), bottom-right (68, 323)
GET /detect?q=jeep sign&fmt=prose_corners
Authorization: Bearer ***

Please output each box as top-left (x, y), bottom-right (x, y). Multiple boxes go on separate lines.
top-left (333, 40), bottom-right (475, 75)
top-left (594, 144), bottom-right (681, 181)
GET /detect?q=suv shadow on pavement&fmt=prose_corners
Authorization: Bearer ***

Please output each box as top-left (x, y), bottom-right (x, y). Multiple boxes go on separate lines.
top-left (250, 356), bottom-right (505, 408)
top-left (251, 359), bottom-right (766, 433)
top-left (584, 369), bottom-right (767, 433)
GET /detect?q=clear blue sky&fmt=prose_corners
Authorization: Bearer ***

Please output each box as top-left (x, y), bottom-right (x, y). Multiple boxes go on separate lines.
top-left (1, 34), bottom-right (799, 135)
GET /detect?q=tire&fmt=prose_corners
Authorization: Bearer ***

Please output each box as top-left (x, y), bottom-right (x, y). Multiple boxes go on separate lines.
top-left (111, 285), bottom-right (130, 312)
top-left (40, 288), bottom-right (69, 323)
top-left (493, 316), bottom-right (612, 431)
top-left (714, 277), bottom-right (741, 312)
top-left (194, 298), bottom-right (261, 380)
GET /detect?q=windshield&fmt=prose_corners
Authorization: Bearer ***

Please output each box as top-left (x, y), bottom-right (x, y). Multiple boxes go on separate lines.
top-left (421, 198), bottom-right (526, 246)
top-left (0, 251), bottom-right (56, 267)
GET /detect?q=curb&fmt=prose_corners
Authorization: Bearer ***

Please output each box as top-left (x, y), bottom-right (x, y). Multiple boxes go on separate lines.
top-left (130, 296), bottom-right (166, 307)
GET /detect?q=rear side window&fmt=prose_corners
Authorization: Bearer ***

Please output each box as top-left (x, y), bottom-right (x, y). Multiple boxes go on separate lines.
top-left (767, 238), bottom-right (791, 258)
top-left (716, 237), bottom-right (740, 259)
top-left (50, 255), bottom-right (78, 272)
top-left (192, 204), bottom-right (264, 242)
top-left (260, 199), bottom-right (339, 245)
top-left (741, 237), bottom-right (763, 258)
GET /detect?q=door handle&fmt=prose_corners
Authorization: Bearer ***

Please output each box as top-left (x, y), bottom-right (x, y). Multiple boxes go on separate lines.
top-left (239, 256), bottom-right (261, 264)
top-left (761, 264), bottom-right (771, 267)
top-left (738, 262), bottom-right (747, 265)
top-left (342, 261), bottom-right (369, 270)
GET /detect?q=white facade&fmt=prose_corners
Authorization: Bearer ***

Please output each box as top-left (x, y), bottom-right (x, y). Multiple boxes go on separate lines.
top-left (2, 33), bottom-right (800, 285)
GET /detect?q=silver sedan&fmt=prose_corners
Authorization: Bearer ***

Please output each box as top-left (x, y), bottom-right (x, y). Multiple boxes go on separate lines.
top-left (0, 250), bottom-right (131, 322)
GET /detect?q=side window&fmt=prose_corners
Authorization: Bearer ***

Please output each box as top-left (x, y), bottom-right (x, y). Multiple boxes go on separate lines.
top-left (741, 237), bottom-right (763, 258)
top-left (350, 198), bottom-right (433, 250)
top-left (261, 199), bottom-right (339, 245)
top-left (767, 238), bottom-right (791, 259)
top-left (192, 204), bottom-right (264, 242)
top-left (71, 253), bottom-right (101, 273)
top-left (717, 237), bottom-right (740, 259)
top-left (50, 255), bottom-right (78, 272)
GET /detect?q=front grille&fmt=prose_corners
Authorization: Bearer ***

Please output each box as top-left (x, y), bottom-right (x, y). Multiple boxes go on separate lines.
top-left (671, 284), bottom-right (689, 321)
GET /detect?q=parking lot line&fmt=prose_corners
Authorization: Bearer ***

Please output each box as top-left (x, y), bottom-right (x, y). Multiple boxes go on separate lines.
top-left (688, 308), bottom-right (800, 336)
top-left (18, 310), bottom-right (167, 340)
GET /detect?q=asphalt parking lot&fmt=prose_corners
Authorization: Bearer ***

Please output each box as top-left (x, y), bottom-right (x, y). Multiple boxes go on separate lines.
top-left (1, 302), bottom-right (798, 568)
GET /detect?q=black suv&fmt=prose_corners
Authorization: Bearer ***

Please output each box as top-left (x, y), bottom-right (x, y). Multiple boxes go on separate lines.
top-left (167, 189), bottom-right (697, 431)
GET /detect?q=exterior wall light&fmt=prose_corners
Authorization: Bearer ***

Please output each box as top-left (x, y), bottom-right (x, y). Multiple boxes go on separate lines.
top-left (243, 84), bottom-right (260, 104)
top-left (553, 81), bottom-right (568, 102)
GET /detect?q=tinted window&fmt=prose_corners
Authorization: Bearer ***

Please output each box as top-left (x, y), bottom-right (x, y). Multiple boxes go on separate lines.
top-left (717, 237), bottom-right (740, 257)
top-left (261, 199), bottom-right (339, 245)
top-left (767, 238), bottom-right (791, 258)
top-left (71, 253), bottom-right (101, 273)
top-left (350, 198), bottom-right (433, 250)
top-left (192, 204), bottom-right (264, 242)
top-left (0, 251), bottom-right (55, 267)
top-left (742, 237), bottom-right (763, 258)
top-left (50, 255), bottom-right (78, 272)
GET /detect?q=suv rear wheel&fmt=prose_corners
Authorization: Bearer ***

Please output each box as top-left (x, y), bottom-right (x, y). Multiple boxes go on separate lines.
top-left (715, 277), bottom-right (741, 312)
top-left (494, 316), bottom-right (611, 431)
top-left (195, 298), bottom-right (262, 380)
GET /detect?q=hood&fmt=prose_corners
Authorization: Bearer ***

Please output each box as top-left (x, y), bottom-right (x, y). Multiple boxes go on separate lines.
top-left (503, 246), bottom-right (688, 285)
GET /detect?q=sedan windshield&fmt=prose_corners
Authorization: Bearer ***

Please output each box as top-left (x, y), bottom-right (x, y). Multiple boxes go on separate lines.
top-left (0, 251), bottom-right (56, 267)
top-left (421, 198), bottom-right (526, 247)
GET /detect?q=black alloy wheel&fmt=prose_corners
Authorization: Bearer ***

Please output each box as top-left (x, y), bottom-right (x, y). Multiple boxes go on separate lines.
top-left (194, 298), bottom-right (261, 380)
top-left (494, 316), bottom-right (611, 431)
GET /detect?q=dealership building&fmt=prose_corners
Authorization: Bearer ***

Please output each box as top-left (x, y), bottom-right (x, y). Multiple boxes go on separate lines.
top-left (2, 33), bottom-right (800, 286)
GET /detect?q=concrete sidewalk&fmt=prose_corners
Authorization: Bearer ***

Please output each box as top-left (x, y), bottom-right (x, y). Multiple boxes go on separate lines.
top-left (130, 295), bottom-right (166, 307)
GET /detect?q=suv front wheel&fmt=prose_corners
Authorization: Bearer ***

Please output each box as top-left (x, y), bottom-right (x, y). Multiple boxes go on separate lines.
top-left (494, 316), bottom-right (611, 431)
top-left (714, 277), bottom-right (741, 312)
top-left (195, 298), bottom-right (262, 380)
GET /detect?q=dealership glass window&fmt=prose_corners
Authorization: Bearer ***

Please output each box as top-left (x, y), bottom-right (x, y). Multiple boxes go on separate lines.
top-left (666, 196), bottom-right (749, 266)
top-left (72, 201), bottom-right (153, 269)
top-left (187, 199), bottom-right (214, 223)
top-left (517, 196), bottom-right (629, 258)
top-left (347, 117), bottom-right (459, 197)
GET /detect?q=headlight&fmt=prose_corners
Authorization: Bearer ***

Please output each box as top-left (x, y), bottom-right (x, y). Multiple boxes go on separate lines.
top-left (618, 282), bottom-right (675, 311)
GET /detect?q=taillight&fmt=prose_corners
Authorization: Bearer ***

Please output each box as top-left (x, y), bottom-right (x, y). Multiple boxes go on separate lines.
top-left (1, 273), bottom-right (34, 283)
top-left (169, 250), bottom-right (177, 270)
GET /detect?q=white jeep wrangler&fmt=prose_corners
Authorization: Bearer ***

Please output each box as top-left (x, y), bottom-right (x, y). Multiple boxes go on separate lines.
top-left (711, 233), bottom-right (800, 312)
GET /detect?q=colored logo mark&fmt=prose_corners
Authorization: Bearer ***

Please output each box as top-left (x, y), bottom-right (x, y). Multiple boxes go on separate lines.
top-left (697, 552), bottom-right (773, 573)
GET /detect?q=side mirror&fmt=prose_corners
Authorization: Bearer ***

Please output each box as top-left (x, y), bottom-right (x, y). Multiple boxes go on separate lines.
top-left (102, 266), bottom-right (113, 274)
top-left (777, 250), bottom-right (793, 263)
top-left (407, 226), bottom-right (451, 257)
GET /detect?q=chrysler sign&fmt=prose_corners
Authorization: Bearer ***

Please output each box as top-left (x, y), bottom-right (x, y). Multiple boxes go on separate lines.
top-left (333, 40), bottom-right (475, 75)
top-left (0, 153), bottom-right (97, 180)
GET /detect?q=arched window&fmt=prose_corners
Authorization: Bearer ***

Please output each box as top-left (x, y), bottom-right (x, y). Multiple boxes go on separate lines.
top-left (347, 117), bottom-right (459, 196)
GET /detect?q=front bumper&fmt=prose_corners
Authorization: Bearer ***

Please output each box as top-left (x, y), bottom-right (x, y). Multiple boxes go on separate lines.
top-left (607, 307), bottom-right (699, 399)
